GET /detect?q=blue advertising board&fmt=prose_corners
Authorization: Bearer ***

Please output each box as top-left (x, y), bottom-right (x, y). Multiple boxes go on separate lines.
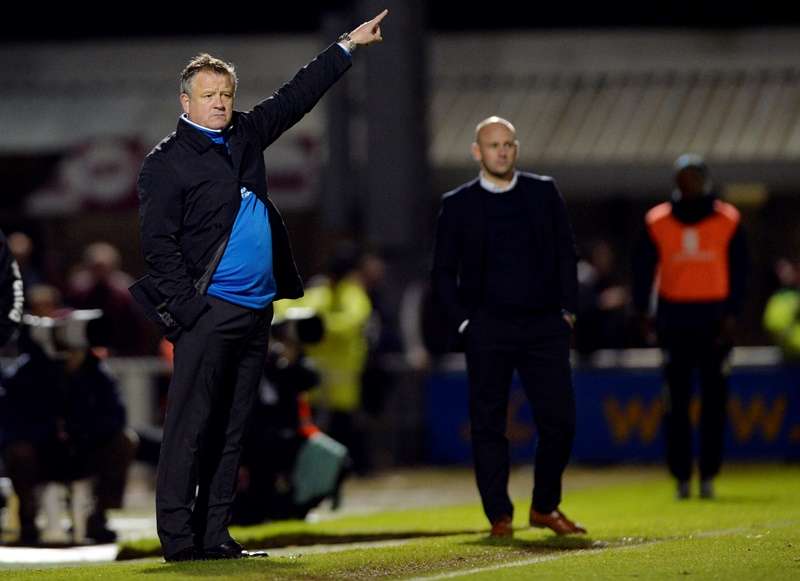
top-left (426, 363), bottom-right (800, 464)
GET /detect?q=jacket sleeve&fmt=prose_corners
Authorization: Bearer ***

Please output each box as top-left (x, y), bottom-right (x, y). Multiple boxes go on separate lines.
top-left (0, 230), bottom-right (23, 347)
top-left (631, 224), bottom-right (658, 315)
top-left (137, 156), bottom-right (208, 329)
top-left (552, 182), bottom-right (578, 314)
top-left (431, 198), bottom-right (468, 329)
top-left (247, 44), bottom-right (352, 151)
top-left (725, 222), bottom-right (748, 316)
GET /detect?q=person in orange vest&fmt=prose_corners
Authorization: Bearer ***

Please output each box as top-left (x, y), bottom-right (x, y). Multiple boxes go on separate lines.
top-left (632, 154), bottom-right (748, 500)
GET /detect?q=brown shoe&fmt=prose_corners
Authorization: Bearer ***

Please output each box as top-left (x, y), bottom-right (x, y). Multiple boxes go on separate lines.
top-left (530, 509), bottom-right (587, 535)
top-left (490, 515), bottom-right (514, 538)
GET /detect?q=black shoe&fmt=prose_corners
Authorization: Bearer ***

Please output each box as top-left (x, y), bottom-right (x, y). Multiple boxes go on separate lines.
top-left (87, 525), bottom-right (118, 544)
top-left (202, 540), bottom-right (246, 560)
top-left (86, 513), bottom-right (118, 544)
top-left (699, 479), bottom-right (715, 499)
top-left (18, 525), bottom-right (40, 546)
top-left (164, 546), bottom-right (198, 562)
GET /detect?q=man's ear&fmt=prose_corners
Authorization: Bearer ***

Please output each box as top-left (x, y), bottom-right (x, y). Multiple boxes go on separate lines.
top-left (180, 93), bottom-right (190, 116)
top-left (471, 142), bottom-right (481, 162)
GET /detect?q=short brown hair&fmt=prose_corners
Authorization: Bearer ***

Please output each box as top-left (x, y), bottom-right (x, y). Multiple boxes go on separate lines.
top-left (180, 53), bottom-right (238, 96)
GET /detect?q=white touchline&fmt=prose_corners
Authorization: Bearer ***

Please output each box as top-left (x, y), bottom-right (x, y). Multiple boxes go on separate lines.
top-left (405, 548), bottom-right (604, 581)
top-left (404, 520), bottom-right (799, 581)
top-left (0, 544), bottom-right (119, 565)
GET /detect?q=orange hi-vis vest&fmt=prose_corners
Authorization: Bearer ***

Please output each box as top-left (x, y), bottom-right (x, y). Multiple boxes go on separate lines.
top-left (646, 200), bottom-right (740, 303)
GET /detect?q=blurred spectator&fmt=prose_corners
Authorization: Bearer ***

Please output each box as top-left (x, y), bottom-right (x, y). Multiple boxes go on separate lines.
top-left (0, 290), bottom-right (137, 544)
top-left (26, 284), bottom-right (62, 317)
top-left (399, 273), bottom-right (453, 369)
top-left (400, 279), bottom-right (432, 370)
top-left (279, 243), bottom-right (373, 474)
top-left (632, 154), bottom-right (748, 500)
top-left (67, 241), bottom-right (151, 355)
top-left (575, 239), bottom-right (629, 356)
top-left (7, 231), bottom-right (43, 292)
top-left (763, 258), bottom-right (800, 359)
top-left (358, 252), bottom-right (401, 417)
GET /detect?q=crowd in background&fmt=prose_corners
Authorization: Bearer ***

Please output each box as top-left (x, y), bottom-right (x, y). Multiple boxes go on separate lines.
top-left (0, 191), bottom-right (798, 543)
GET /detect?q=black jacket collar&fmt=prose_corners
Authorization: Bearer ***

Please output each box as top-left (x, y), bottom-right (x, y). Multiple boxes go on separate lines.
top-left (176, 114), bottom-right (238, 154)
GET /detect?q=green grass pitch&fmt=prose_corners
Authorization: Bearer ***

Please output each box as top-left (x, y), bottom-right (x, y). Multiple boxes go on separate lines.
top-left (1, 464), bottom-right (798, 580)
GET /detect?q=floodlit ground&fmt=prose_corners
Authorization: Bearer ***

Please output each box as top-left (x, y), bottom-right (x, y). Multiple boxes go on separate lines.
top-left (0, 463), bottom-right (797, 579)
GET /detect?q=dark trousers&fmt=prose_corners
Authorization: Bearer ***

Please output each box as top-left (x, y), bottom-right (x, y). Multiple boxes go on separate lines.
top-left (464, 312), bottom-right (575, 522)
top-left (660, 325), bottom-right (731, 482)
top-left (156, 296), bottom-right (272, 557)
top-left (3, 429), bottom-right (137, 534)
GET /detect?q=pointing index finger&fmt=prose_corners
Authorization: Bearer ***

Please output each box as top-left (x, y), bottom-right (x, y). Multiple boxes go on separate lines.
top-left (372, 8), bottom-right (389, 25)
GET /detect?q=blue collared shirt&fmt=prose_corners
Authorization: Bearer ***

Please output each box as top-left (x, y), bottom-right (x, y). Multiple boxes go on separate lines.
top-left (180, 115), bottom-right (276, 309)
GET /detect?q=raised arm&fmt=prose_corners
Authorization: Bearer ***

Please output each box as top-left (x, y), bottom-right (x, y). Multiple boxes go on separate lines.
top-left (346, 8), bottom-right (388, 46)
top-left (247, 9), bottom-right (389, 150)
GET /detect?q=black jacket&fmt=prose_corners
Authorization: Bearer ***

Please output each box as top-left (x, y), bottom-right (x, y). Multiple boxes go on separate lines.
top-left (137, 44), bottom-right (351, 330)
top-left (431, 173), bottom-right (578, 344)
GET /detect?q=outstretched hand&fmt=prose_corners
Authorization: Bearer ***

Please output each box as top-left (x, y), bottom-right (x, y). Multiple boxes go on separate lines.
top-left (349, 9), bottom-right (388, 46)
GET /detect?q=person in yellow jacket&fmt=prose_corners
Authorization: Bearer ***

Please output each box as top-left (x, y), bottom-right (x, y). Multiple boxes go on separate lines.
top-left (274, 244), bottom-right (373, 473)
top-left (763, 258), bottom-right (800, 359)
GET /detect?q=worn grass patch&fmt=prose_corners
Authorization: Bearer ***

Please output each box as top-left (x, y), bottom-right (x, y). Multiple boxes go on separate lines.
top-left (1, 464), bottom-right (797, 580)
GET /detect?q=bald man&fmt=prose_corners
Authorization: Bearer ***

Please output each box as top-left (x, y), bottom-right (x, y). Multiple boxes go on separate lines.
top-left (431, 117), bottom-right (584, 537)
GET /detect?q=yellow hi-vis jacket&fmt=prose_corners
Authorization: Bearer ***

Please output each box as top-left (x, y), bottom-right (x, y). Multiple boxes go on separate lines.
top-left (276, 277), bottom-right (372, 412)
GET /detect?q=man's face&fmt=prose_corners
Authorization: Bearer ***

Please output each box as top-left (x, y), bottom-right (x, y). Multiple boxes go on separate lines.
top-left (180, 70), bottom-right (235, 130)
top-left (472, 123), bottom-right (518, 180)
